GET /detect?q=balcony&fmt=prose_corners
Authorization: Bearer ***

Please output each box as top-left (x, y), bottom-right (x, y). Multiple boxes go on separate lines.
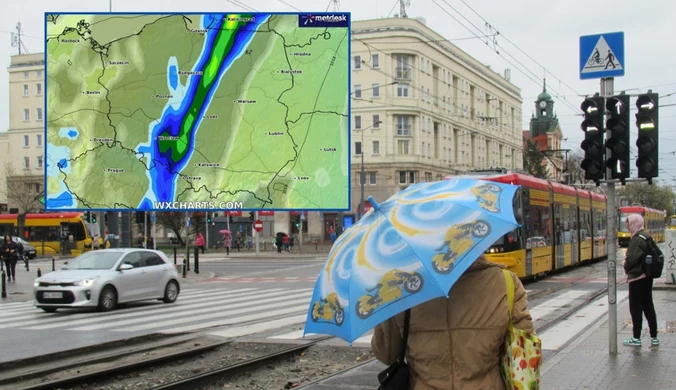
top-left (395, 67), bottom-right (412, 80)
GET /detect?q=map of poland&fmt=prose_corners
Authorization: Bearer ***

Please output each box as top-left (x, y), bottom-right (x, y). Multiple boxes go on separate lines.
top-left (45, 13), bottom-right (350, 210)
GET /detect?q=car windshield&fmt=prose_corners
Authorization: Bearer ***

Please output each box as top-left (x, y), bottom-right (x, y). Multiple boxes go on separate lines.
top-left (12, 237), bottom-right (29, 245)
top-left (64, 252), bottom-right (122, 270)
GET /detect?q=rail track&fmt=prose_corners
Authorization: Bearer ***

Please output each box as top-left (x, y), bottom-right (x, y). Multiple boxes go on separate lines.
top-left (148, 335), bottom-right (335, 390)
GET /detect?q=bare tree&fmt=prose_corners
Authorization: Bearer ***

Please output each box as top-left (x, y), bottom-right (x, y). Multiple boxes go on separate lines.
top-left (155, 211), bottom-right (205, 246)
top-left (565, 152), bottom-right (585, 185)
top-left (156, 211), bottom-right (187, 246)
top-left (3, 162), bottom-right (42, 213)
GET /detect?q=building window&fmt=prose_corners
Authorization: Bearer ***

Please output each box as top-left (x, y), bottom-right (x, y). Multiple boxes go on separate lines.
top-left (372, 140), bottom-right (380, 154)
top-left (23, 84), bottom-right (28, 97)
top-left (428, 143), bottom-right (431, 157)
top-left (355, 141), bottom-right (362, 155)
top-left (396, 83), bottom-right (409, 97)
top-left (420, 86), bottom-right (424, 100)
top-left (24, 135), bottom-right (29, 147)
top-left (395, 115), bottom-right (411, 136)
top-left (23, 108), bottom-right (30, 121)
top-left (36, 107), bottom-right (43, 121)
top-left (372, 115), bottom-right (380, 128)
top-left (354, 115), bottom-right (361, 129)
top-left (425, 172), bottom-right (433, 182)
top-left (36, 70), bottom-right (42, 78)
top-left (354, 55), bottom-right (361, 69)
top-left (354, 84), bottom-right (361, 98)
top-left (399, 171), bottom-right (407, 184)
top-left (395, 55), bottom-right (410, 79)
top-left (372, 54), bottom-right (379, 68)
top-left (37, 156), bottom-right (43, 168)
top-left (397, 140), bottom-right (410, 155)
top-left (422, 142), bottom-right (425, 157)
top-left (23, 71), bottom-right (29, 78)
top-left (410, 171), bottom-right (416, 183)
top-left (25, 183), bottom-right (32, 193)
top-left (372, 83), bottom-right (380, 98)
top-left (34, 183), bottom-right (40, 193)
top-left (37, 83), bottom-right (42, 96)
top-left (24, 156), bottom-right (30, 169)
top-left (36, 134), bottom-right (42, 146)
top-left (369, 172), bottom-right (376, 184)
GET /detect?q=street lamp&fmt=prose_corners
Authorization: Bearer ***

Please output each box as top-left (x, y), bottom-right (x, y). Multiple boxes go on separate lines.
top-left (358, 121), bottom-right (382, 220)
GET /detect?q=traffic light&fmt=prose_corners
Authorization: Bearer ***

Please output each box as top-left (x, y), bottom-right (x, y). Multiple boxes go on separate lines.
top-left (207, 216), bottom-right (212, 223)
top-left (635, 92), bottom-right (659, 183)
top-left (83, 212), bottom-right (90, 222)
top-left (91, 213), bottom-right (97, 223)
top-left (605, 93), bottom-right (631, 183)
top-left (135, 211), bottom-right (145, 224)
top-left (249, 212), bottom-right (255, 221)
top-left (580, 95), bottom-right (606, 183)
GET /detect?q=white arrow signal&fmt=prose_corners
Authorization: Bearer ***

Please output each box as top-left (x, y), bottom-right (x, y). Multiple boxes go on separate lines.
top-left (585, 106), bottom-right (599, 115)
top-left (612, 101), bottom-right (624, 115)
top-left (640, 101), bottom-right (655, 111)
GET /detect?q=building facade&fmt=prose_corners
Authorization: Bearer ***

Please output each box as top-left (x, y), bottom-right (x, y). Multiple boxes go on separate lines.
top-left (524, 81), bottom-right (565, 182)
top-left (5, 53), bottom-right (45, 213)
top-left (348, 17), bottom-right (523, 218)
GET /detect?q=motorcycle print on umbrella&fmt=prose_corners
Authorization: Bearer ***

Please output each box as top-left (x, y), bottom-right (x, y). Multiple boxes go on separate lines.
top-left (355, 269), bottom-right (424, 319)
top-left (471, 183), bottom-right (502, 213)
top-left (432, 219), bottom-right (492, 274)
top-left (310, 292), bottom-right (345, 326)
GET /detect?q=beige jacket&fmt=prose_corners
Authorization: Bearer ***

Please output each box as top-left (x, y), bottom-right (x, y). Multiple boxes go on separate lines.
top-left (371, 257), bottom-right (534, 390)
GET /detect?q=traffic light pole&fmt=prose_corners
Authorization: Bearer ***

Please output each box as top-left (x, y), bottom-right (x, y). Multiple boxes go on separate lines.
top-left (602, 77), bottom-right (618, 355)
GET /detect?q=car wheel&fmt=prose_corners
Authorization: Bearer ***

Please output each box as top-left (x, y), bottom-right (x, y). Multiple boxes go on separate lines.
top-left (162, 280), bottom-right (179, 303)
top-left (98, 285), bottom-right (118, 312)
top-left (38, 307), bottom-right (57, 313)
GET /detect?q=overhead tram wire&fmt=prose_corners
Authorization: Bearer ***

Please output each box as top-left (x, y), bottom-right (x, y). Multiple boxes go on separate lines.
top-left (225, 0), bottom-right (258, 12)
top-left (430, 0), bottom-right (581, 116)
top-left (387, 0), bottom-right (401, 17)
top-left (278, 0), bottom-right (303, 12)
top-left (458, 0), bottom-right (583, 98)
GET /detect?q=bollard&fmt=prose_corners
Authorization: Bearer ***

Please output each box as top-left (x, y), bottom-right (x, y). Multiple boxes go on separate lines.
top-left (52, 257), bottom-right (55, 271)
top-left (173, 247), bottom-right (177, 265)
top-left (182, 258), bottom-right (187, 278)
top-left (37, 268), bottom-right (41, 277)
top-left (185, 246), bottom-right (190, 271)
top-left (1, 270), bottom-right (6, 299)
top-left (25, 257), bottom-right (29, 272)
top-left (194, 247), bottom-right (199, 274)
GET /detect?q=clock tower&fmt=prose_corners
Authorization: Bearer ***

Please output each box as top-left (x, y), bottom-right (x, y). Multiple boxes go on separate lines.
top-left (526, 79), bottom-right (565, 181)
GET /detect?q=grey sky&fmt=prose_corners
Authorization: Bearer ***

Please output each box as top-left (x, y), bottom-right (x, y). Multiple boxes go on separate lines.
top-left (1, 0), bottom-right (675, 183)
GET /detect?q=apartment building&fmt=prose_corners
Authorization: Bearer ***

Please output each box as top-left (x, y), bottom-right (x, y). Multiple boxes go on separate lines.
top-left (349, 17), bottom-right (524, 216)
top-left (5, 53), bottom-right (44, 213)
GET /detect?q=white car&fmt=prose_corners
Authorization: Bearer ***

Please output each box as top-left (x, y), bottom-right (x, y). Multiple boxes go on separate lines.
top-left (33, 248), bottom-right (181, 312)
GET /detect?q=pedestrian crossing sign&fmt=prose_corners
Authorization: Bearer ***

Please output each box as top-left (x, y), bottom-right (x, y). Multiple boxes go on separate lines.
top-left (579, 32), bottom-right (625, 80)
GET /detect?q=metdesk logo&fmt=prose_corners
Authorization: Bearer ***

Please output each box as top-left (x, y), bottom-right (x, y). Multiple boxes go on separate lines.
top-left (298, 13), bottom-right (349, 28)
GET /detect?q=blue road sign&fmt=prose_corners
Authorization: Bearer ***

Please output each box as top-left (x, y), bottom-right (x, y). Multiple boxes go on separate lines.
top-left (579, 32), bottom-right (625, 80)
top-left (150, 214), bottom-right (155, 223)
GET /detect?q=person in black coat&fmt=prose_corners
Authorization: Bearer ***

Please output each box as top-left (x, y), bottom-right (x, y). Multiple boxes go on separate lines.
top-left (1, 234), bottom-right (19, 282)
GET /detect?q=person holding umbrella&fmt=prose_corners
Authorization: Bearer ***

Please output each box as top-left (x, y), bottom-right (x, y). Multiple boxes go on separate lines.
top-left (304, 178), bottom-right (541, 390)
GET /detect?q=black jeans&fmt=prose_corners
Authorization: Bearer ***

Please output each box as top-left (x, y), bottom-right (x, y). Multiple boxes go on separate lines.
top-left (3, 258), bottom-right (17, 280)
top-left (628, 277), bottom-right (658, 339)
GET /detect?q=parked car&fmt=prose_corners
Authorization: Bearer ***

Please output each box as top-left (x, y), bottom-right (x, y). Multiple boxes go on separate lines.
top-left (33, 248), bottom-right (181, 313)
top-left (12, 236), bottom-right (37, 259)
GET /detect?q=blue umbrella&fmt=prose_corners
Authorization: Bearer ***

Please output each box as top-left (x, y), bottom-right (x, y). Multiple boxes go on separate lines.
top-left (304, 178), bottom-right (520, 343)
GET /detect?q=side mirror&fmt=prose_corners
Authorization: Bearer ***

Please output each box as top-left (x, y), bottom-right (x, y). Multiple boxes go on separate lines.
top-left (119, 264), bottom-right (133, 271)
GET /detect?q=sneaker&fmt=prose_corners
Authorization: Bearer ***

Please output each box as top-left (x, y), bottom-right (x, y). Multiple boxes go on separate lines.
top-left (651, 337), bottom-right (660, 346)
top-left (623, 337), bottom-right (642, 346)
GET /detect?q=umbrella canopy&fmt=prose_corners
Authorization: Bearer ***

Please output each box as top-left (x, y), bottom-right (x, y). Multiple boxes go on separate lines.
top-left (218, 229), bottom-right (231, 234)
top-left (303, 178), bottom-right (520, 343)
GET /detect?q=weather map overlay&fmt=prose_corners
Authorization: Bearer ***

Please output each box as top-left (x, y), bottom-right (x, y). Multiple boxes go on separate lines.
top-left (45, 12), bottom-right (350, 210)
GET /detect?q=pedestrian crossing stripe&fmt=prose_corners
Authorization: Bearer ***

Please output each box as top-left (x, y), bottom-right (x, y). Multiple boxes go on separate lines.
top-left (581, 35), bottom-right (623, 74)
top-left (0, 286), bottom-right (625, 352)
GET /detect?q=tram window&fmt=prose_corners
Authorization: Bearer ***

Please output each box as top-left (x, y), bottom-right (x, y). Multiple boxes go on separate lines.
top-left (0, 223), bottom-right (14, 236)
top-left (528, 204), bottom-right (550, 245)
top-left (30, 226), bottom-right (60, 241)
top-left (61, 222), bottom-right (86, 241)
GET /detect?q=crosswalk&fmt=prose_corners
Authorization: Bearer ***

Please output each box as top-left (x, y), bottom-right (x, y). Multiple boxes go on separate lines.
top-left (0, 286), bottom-right (627, 352)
